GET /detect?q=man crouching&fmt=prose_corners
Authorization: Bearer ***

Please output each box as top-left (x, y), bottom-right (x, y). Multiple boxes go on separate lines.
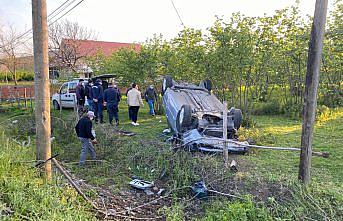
top-left (75, 111), bottom-right (97, 166)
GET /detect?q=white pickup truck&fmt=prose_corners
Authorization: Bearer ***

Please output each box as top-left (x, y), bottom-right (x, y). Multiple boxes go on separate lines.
top-left (51, 79), bottom-right (81, 109)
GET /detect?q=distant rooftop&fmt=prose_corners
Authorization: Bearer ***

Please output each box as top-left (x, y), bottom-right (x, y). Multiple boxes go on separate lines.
top-left (61, 39), bottom-right (141, 57)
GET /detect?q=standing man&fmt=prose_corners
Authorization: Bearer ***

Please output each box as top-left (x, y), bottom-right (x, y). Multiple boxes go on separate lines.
top-left (85, 79), bottom-right (93, 111)
top-left (104, 82), bottom-right (121, 126)
top-left (76, 79), bottom-right (86, 117)
top-left (144, 85), bottom-right (157, 116)
top-left (91, 79), bottom-right (104, 123)
top-left (127, 83), bottom-right (144, 126)
top-left (75, 111), bottom-right (97, 166)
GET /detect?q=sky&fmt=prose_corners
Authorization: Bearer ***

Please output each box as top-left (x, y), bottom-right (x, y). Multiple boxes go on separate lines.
top-left (0, 0), bottom-right (336, 44)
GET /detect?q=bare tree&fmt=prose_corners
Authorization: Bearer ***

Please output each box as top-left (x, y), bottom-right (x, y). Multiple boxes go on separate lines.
top-left (48, 20), bottom-right (97, 73)
top-left (0, 26), bottom-right (31, 85)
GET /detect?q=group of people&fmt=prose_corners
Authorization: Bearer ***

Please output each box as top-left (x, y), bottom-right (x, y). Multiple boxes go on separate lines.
top-left (76, 79), bottom-right (158, 126)
top-left (75, 79), bottom-right (158, 165)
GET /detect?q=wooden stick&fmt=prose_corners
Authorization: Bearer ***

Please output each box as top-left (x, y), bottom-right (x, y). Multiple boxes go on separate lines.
top-left (52, 158), bottom-right (98, 209)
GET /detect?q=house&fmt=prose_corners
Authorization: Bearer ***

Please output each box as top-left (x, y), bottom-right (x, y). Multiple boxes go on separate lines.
top-left (50, 39), bottom-right (141, 78)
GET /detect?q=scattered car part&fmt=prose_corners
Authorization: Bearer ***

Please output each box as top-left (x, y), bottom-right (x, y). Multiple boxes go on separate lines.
top-left (191, 180), bottom-right (208, 198)
top-left (230, 160), bottom-right (238, 172)
top-left (162, 128), bottom-right (171, 134)
top-left (129, 179), bottom-right (154, 190)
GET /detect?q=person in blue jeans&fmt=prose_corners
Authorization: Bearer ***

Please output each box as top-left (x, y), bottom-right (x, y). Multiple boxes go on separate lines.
top-left (104, 82), bottom-right (121, 126)
top-left (91, 79), bottom-right (104, 123)
top-left (144, 85), bottom-right (157, 116)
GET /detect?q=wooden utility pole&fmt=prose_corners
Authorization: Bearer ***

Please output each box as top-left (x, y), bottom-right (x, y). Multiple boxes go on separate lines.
top-left (299, 0), bottom-right (328, 185)
top-left (223, 101), bottom-right (228, 167)
top-left (32, 0), bottom-right (52, 180)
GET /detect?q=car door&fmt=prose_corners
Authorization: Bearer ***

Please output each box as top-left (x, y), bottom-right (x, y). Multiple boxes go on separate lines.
top-left (59, 83), bottom-right (70, 107)
top-left (66, 82), bottom-right (78, 107)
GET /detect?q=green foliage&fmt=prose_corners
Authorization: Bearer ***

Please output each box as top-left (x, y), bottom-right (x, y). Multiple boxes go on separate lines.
top-left (201, 197), bottom-right (272, 221)
top-left (0, 71), bottom-right (34, 82)
top-left (0, 133), bottom-right (95, 220)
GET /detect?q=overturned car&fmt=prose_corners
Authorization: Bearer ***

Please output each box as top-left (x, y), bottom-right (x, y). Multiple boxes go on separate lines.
top-left (162, 76), bottom-right (248, 153)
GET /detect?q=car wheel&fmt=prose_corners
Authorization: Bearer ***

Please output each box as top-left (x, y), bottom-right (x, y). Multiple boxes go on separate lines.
top-left (162, 76), bottom-right (173, 95)
top-left (53, 100), bottom-right (60, 110)
top-left (176, 104), bottom-right (192, 133)
top-left (233, 109), bottom-right (243, 130)
top-left (199, 79), bottom-right (212, 91)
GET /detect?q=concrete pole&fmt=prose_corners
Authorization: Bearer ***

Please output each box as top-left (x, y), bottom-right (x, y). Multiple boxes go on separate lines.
top-left (299, 0), bottom-right (328, 185)
top-left (32, 0), bottom-right (52, 180)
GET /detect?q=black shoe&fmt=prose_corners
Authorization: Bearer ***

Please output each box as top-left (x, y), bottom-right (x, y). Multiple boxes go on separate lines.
top-left (115, 120), bottom-right (119, 126)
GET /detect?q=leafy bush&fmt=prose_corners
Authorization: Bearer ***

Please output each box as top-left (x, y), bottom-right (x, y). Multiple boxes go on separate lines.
top-left (319, 86), bottom-right (343, 108)
top-left (0, 71), bottom-right (34, 82)
top-left (251, 101), bottom-right (282, 115)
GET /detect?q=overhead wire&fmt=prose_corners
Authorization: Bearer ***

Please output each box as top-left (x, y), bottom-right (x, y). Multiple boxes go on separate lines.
top-left (170, 0), bottom-right (186, 28)
top-left (1, 0), bottom-right (85, 49)
top-left (1, 0), bottom-right (73, 48)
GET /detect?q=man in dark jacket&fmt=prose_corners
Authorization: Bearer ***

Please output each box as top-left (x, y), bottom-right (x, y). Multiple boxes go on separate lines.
top-left (85, 79), bottom-right (93, 111)
top-left (104, 82), bottom-right (121, 126)
top-left (91, 79), bottom-right (104, 123)
top-left (75, 111), bottom-right (97, 166)
top-left (76, 79), bottom-right (86, 117)
top-left (144, 85), bottom-right (157, 116)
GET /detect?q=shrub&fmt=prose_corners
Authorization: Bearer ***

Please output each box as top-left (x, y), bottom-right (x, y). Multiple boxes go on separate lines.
top-left (251, 100), bottom-right (282, 115)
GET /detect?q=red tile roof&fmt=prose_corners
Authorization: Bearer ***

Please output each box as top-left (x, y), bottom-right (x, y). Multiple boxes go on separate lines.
top-left (61, 39), bottom-right (141, 57)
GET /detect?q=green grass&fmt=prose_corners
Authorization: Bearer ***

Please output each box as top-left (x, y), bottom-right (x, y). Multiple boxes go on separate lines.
top-left (0, 132), bottom-right (96, 220)
top-left (0, 102), bottom-right (342, 220)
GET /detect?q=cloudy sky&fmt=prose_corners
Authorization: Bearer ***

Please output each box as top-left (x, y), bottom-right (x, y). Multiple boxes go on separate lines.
top-left (0, 0), bottom-right (336, 43)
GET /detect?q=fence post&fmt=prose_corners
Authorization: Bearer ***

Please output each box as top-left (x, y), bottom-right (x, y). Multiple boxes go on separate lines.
top-left (30, 90), bottom-right (33, 111)
top-left (223, 101), bottom-right (228, 168)
top-left (17, 91), bottom-right (20, 108)
top-left (24, 88), bottom-right (27, 108)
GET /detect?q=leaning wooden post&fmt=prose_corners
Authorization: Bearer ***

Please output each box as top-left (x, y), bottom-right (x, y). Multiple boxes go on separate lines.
top-left (299, 0), bottom-right (328, 185)
top-left (32, 0), bottom-right (52, 180)
top-left (223, 101), bottom-right (228, 167)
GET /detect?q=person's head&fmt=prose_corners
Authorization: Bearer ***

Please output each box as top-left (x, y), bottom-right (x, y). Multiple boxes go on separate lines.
top-left (87, 111), bottom-right (95, 120)
top-left (79, 79), bottom-right (84, 85)
top-left (108, 82), bottom-right (113, 87)
top-left (149, 85), bottom-right (154, 89)
top-left (96, 79), bottom-right (102, 85)
top-left (132, 83), bottom-right (137, 89)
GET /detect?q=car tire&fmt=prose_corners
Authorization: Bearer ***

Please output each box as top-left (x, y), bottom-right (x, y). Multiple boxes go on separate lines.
top-left (233, 109), bottom-right (243, 130)
top-left (199, 79), bottom-right (212, 91)
top-left (162, 76), bottom-right (173, 95)
top-left (176, 104), bottom-right (192, 133)
top-left (53, 100), bottom-right (60, 110)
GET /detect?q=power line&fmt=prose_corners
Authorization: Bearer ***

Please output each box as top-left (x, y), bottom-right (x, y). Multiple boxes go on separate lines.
top-left (49, 0), bottom-right (85, 26)
top-left (48, 0), bottom-right (78, 23)
top-left (1, 0), bottom-right (84, 49)
top-left (1, 0), bottom-right (73, 48)
top-left (170, 0), bottom-right (185, 28)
